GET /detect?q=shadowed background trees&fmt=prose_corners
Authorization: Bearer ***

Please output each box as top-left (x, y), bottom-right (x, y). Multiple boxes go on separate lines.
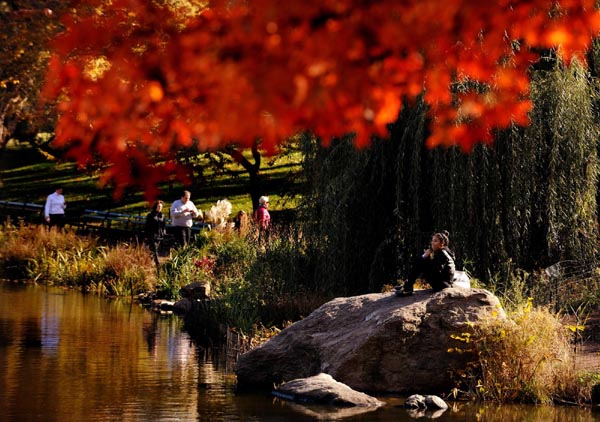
top-left (299, 60), bottom-right (600, 295)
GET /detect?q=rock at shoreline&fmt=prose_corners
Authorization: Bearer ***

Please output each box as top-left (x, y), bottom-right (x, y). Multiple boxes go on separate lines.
top-left (180, 281), bottom-right (210, 300)
top-left (272, 373), bottom-right (384, 407)
top-left (404, 394), bottom-right (448, 410)
top-left (235, 288), bottom-right (505, 394)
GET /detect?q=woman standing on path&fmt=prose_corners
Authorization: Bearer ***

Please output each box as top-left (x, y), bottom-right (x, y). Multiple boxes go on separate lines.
top-left (254, 196), bottom-right (271, 230)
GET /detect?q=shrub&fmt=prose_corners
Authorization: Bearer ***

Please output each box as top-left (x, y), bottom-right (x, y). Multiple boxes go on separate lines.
top-left (182, 225), bottom-right (326, 335)
top-left (0, 224), bottom-right (157, 297)
top-left (455, 300), bottom-right (575, 404)
top-left (40, 246), bottom-right (105, 288)
top-left (156, 245), bottom-right (198, 299)
top-left (98, 243), bottom-right (157, 296)
top-left (205, 230), bottom-right (257, 280)
top-left (0, 224), bottom-right (99, 282)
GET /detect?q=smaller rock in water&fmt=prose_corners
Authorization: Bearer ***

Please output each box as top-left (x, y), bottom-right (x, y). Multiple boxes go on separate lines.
top-left (404, 394), bottom-right (447, 410)
top-left (425, 395), bottom-right (448, 410)
top-left (173, 298), bottom-right (193, 314)
top-left (180, 281), bottom-right (211, 299)
top-left (403, 394), bottom-right (426, 409)
top-left (273, 373), bottom-right (384, 407)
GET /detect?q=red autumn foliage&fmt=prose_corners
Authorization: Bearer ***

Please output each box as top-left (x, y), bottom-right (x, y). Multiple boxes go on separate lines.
top-left (42, 0), bottom-right (600, 198)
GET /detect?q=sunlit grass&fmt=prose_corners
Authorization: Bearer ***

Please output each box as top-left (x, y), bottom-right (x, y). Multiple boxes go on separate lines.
top-left (0, 142), bottom-right (303, 216)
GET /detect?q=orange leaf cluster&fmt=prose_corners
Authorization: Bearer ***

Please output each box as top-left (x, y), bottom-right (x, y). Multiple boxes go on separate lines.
top-left (43, 0), bottom-right (600, 196)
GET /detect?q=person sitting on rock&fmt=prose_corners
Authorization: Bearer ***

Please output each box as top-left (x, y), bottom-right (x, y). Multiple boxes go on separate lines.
top-left (396, 231), bottom-right (455, 296)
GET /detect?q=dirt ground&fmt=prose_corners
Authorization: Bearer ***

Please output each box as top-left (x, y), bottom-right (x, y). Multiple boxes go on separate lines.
top-left (574, 344), bottom-right (600, 370)
top-left (567, 313), bottom-right (600, 371)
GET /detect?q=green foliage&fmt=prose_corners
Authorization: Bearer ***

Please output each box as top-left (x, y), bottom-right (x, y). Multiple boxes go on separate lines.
top-left (528, 61), bottom-right (599, 263)
top-left (204, 230), bottom-right (257, 279)
top-left (244, 231), bottom-right (317, 324)
top-left (573, 371), bottom-right (600, 403)
top-left (483, 261), bottom-right (532, 310)
top-left (39, 245), bottom-right (106, 288)
top-left (298, 133), bottom-right (401, 294)
top-left (425, 60), bottom-right (599, 274)
top-left (182, 227), bottom-right (325, 334)
top-left (157, 245), bottom-right (199, 299)
top-left (483, 259), bottom-right (600, 316)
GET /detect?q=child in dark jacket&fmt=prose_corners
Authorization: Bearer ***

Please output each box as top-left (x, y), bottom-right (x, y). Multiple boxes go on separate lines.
top-left (396, 231), bottom-right (455, 296)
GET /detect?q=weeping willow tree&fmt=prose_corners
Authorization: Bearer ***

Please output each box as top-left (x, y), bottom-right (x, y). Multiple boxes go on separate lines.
top-left (299, 133), bottom-right (400, 295)
top-left (427, 61), bottom-right (599, 277)
top-left (529, 63), bottom-right (599, 263)
top-left (300, 61), bottom-right (600, 294)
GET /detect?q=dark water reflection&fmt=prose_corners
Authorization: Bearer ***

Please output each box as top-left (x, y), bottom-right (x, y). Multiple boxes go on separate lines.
top-left (2, 282), bottom-right (600, 422)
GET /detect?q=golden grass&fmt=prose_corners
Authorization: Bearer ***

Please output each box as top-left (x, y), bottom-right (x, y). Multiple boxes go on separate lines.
top-left (455, 299), bottom-right (586, 404)
top-left (0, 223), bottom-right (157, 297)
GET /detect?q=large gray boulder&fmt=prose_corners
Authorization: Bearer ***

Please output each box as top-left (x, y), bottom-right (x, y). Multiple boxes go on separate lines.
top-left (235, 288), bottom-right (505, 394)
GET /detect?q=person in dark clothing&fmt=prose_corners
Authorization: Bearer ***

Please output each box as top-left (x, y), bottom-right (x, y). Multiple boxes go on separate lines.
top-left (396, 231), bottom-right (455, 296)
top-left (145, 201), bottom-right (166, 269)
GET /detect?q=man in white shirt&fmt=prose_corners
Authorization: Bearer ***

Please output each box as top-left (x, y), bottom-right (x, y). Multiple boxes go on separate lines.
top-left (170, 190), bottom-right (201, 247)
top-left (44, 187), bottom-right (67, 229)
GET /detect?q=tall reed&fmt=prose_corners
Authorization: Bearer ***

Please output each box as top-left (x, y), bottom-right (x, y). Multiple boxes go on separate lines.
top-left (0, 223), bottom-right (157, 297)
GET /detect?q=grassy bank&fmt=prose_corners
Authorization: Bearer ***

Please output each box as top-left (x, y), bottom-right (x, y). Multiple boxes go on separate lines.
top-left (0, 142), bottom-right (303, 216)
top-left (0, 222), bottom-right (157, 296)
top-left (0, 220), bottom-right (328, 328)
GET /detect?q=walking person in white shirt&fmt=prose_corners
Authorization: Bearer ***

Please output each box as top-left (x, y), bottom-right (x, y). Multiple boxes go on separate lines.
top-left (170, 190), bottom-right (201, 247)
top-left (44, 187), bottom-right (67, 230)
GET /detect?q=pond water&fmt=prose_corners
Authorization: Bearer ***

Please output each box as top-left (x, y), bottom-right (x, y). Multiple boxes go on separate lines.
top-left (2, 282), bottom-right (600, 422)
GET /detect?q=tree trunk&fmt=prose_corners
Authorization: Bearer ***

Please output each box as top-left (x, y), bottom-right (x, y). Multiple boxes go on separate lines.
top-left (226, 139), bottom-right (263, 211)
